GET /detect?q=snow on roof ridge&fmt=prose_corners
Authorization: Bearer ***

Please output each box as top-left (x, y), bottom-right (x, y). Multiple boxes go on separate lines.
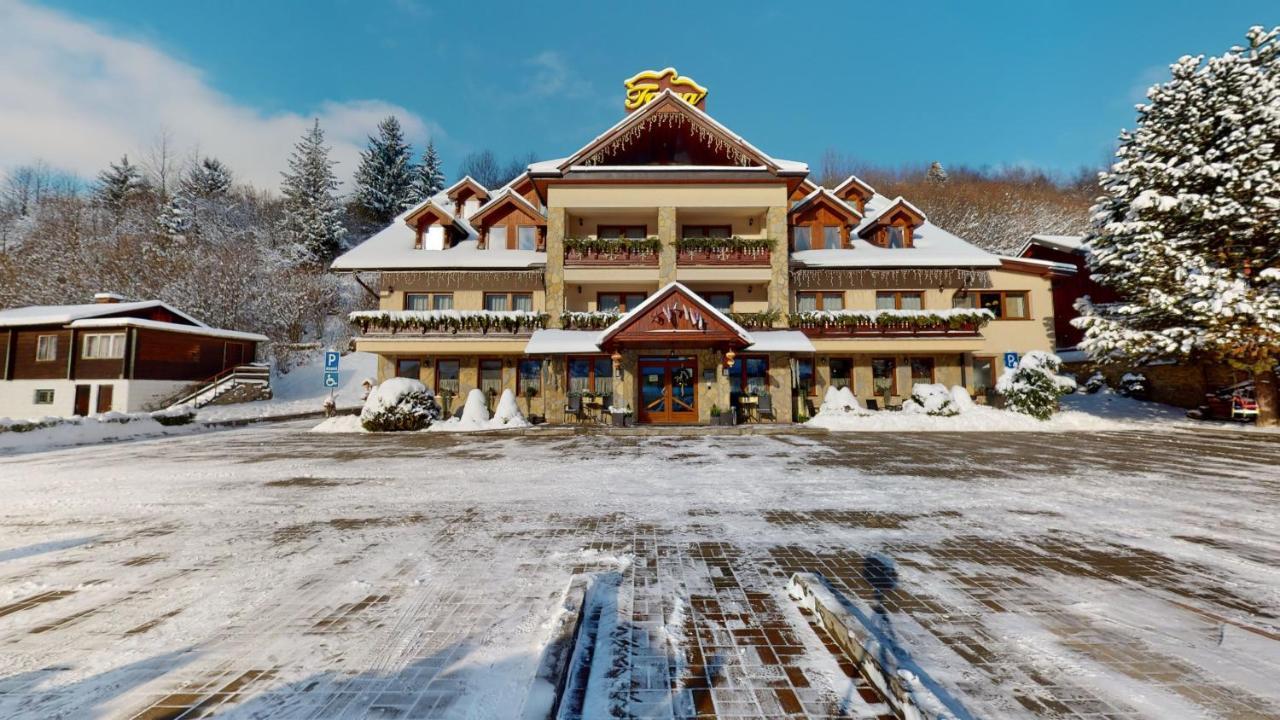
top-left (0, 299), bottom-right (208, 328)
top-left (68, 317), bottom-right (267, 342)
top-left (467, 187), bottom-right (544, 223)
top-left (442, 175), bottom-right (489, 197)
top-left (597, 281), bottom-right (753, 345)
top-left (790, 187), bottom-right (863, 219)
top-left (832, 174), bottom-right (876, 197)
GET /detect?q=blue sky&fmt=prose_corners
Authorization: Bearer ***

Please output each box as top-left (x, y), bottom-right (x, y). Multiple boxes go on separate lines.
top-left (4, 0), bottom-right (1276, 186)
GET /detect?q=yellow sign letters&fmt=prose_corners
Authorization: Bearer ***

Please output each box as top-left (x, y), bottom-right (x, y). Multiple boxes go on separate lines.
top-left (623, 68), bottom-right (708, 112)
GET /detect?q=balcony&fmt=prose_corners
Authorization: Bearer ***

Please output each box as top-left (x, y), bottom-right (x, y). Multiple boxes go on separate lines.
top-left (563, 237), bottom-right (660, 266)
top-left (675, 237), bottom-right (772, 266)
top-left (788, 309), bottom-right (993, 338)
top-left (349, 310), bottom-right (549, 337)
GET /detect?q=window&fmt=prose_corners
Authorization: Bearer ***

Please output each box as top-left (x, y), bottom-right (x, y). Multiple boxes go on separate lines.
top-left (82, 333), bottom-right (125, 360)
top-left (396, 358), bottom-right (421, 379)
top-left (598, 225), bottom-right (646, 240)
top-left (822, 226), bottom-right (842, 249)
top-left (436, 359), bottom-right (460, 397)
top-left (488, 226), bottom-right (507, 250)
top-left (517, 225), bottom-right (538, 251)
top-left (875, 291), bottom-right (924, 311)
top-left (484, 293), bottom-right (508, 312)
top-left (35, 335), bottom-right (57, 362)
top-left (829, 357), bottom-right (853, 391)
top-left (794, 357), bottom-right (816, 396)
top-left (910, 357), bottom-right (935, 385)
top-left (480, 359), bottom-right (503, 399)
top-left (793, 226), bottom-right (811, 251)
top-left (700, 292), bottom-right (733, 312)
top-left (404, 293), bottom-right (452, 311)
top-left (796, 292), bottom-right (844, 312)
top-left (33, 389), bottom-right (54, 405)
top-left (887, 226), bottom-right (907, 248)
top-left (973, 357), bottom-right (996, 395)
top-left (567, 356), bottom-right (614, 398)
top-left (518, 358), bottom-right (542, 397)
top-left (681, 225), bottom-right (731, 239)
top-left (484, 292), bottom-right (534, 312)
top-left (959, 291), bottom-right (1030, 320)
top-left (598, 292), bottom-right (647, 313)
top-left (872, 357), bottom-right (897, 396)
top-left (512, 293), bottom-right (533, 312)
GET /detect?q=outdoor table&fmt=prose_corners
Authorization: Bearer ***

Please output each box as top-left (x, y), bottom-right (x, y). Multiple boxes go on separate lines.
top-left (583, 395), bottom-right (606, 424)
top-left (739, 394), bottom-right (759, 423)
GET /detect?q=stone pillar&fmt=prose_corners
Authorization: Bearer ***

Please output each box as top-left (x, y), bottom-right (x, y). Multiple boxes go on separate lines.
top-left (658, 206), bottom-right (677, 285)
top-left (546, 206), bottom-right (567, 328)
top-left (766, 205), bottom-right (790, 327)
top-left (377, 354), bottom-right (395, 383)
top-left (768, 352), bottom-right (793, 423)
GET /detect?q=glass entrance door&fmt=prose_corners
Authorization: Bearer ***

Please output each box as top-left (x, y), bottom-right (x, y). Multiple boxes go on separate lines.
top-left (638, 356), bottom-right (698, 423)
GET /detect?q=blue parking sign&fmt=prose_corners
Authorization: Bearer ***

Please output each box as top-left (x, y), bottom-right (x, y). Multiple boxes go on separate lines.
top-left (324, 351), bottom-right (340, 371)
top-left (1003, 352), bottom-right (1020, 369)
top-left (323, 371), bottom-right (340, 388)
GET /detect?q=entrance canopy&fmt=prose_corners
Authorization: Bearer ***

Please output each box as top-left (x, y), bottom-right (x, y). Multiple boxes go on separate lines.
top-left (599, 282), bottom-right (751, 351)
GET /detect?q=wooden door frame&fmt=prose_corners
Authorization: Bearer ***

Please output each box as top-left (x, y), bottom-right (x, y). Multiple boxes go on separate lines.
top-left (73, 384), bottom-right (91, 416)
top-left (95, 384), bottom-right (114, 413)
top-left (636, 355), bottom-right (699, 424)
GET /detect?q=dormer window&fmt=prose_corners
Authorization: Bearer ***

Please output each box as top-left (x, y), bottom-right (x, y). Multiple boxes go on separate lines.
top-left (822, 226), bottom-right (841, 249)
top-left (488, 226), bottom-right (507, 251)
top-left (793, 226), bottom-right (811, 251)
top-left (887, 226), bottom-right (906, 248)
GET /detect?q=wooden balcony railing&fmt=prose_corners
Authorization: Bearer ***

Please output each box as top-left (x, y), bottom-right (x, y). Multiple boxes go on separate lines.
top-left (788, 309), bottom-right (994, 338)
top-left (675, 237), bottom-right (773, 266)
top-left (563, 237), bottom-right (660, 266)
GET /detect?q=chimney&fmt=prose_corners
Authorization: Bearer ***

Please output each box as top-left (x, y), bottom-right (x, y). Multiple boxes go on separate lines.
top-left (93, 292), bottom-right (126, 304)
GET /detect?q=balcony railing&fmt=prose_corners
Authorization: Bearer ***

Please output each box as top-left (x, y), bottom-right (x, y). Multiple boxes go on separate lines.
top-left (563, 237), bottom-right (660, 266)
top-left (349, 310), bottom-right (549, 336)
top-left (676, 236), bottom-right (772, 266)
top-left (788, 308), bottom-right (994, 338)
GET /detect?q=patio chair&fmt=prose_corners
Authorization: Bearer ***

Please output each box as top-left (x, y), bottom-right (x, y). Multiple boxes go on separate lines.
top-left (756, 393), bottom-right (774, 421)
top-left (564, 394), bottom-right (584, 424)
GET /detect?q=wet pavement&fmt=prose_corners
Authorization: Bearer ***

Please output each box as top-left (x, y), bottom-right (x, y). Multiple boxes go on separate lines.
top-left (0, 424), bottom-right (1278, 718)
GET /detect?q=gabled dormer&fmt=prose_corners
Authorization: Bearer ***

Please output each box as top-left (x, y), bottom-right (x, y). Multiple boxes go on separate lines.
top-left (858, 197), bottom-right (926, 249)
top-left (831, 175), bottom-right (876, 215)
top-left (790, 177), bottom-right (820, 203)
top-left (468, 189), bottom-right (547, 252)
top-left (403, 200), bottom-right (465, 250)
top-left (443, 176), bottom-right (490, 218)
top-left (788, 188), bottom-right (862, 251)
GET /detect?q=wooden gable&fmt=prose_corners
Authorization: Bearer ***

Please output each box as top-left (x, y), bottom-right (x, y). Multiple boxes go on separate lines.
top-left (600, 284), bottom-right (749, 350)
top-left (832, 175), bottom-right (875, 214)
top-left (858, 198), bottom-right (927, 248)
top-left (790, 178), bottom-right (820, 202)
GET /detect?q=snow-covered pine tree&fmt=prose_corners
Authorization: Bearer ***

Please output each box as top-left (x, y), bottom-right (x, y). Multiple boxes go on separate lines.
top-left (412, 140), bottom-right (446, 203)
top-left (159, 157), bottom-right (235, 238)
top-left (280, 119), bottom-right (347, 263)
top-left (353, 116), bottom-right (416, 226)
top-left (1075, 26), bottom-right (1280, 426)
top-left (94, 154), bottom-right (148, 216)
top-left (926, 161), bottom-right (949, 185)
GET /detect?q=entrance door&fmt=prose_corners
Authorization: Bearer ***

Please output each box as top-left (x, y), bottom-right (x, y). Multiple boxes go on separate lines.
top-left (638, 356), bottom-right (698, 424)
top-left (95, 385), bottom-right (114, 413)
top-left (225, 342), bottom-right (246, 366)
top-left (74, 385), bottom-right (91, 416)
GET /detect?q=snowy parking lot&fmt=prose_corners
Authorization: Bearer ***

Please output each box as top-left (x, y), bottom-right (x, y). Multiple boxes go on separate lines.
top-left (1, 423), bottom-right (1278, 719)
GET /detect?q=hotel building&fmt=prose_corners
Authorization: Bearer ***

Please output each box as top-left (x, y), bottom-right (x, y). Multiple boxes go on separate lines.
top-left (332, 69), bottom-right (1063, 424)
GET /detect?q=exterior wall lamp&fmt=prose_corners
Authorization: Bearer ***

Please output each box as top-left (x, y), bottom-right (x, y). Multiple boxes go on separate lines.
top-left (724, 349), bottom-right (736, 368)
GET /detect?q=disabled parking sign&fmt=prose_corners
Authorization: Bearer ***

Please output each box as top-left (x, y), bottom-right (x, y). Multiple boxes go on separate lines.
top-left (1003, 352), bottom-right (1020, 369)
top-left (323, 371), bottom-right (339, 388)
top-left (324, 351), bottom-right (340, 372)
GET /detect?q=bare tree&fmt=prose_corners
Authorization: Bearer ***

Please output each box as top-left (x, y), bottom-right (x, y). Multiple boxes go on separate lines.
top-left (141, 129), bottom-right (181, 201)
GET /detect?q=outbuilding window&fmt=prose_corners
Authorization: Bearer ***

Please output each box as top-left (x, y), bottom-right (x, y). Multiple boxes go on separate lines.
top-left (35, 335), bottom-right (57, 362)
top-left (82, 333), bottom-right (126, 359)
top-left (33, 389), bottom-right (54, 405)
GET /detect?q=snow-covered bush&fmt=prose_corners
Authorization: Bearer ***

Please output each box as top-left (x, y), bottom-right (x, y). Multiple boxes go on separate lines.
top-left (151, 405), bottom-right (197, 426)
top-left (1119, 372), bottom-right (1148, 399)
top-left (359, 378), bottom-right (439, 432)
top-left (492, 389), bottom-right (525, 425)
top-left (949, 386), bottom-right (975, 413)
top-left (902, 383), bottom-right (959, 417)
top-left (1082, 372), bottom-right (1108, 394)
top-left (996, 351), bottom-right (1077, 420)
top-left (459, 388), bottom-right (490, 424)
top-left (816, 386), bottom-right (870, 416)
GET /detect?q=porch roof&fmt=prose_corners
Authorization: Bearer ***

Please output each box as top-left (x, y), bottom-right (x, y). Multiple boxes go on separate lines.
top-left (524, 329), bottom-right (602, 355)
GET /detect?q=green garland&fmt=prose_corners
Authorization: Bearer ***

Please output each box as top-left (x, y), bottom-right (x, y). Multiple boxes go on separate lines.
top-left (788, 309), bottom-right (994, 331)
top-left (350, 310), bottom-right (549, 335)
top-left (563, 236), bottom-right (662, 255)
top-left (675, 236), bottom-right (774, 253)
top-left (728, 310), bottom-right (780, 329)
top-left (560, 311), bottom-right (621, 330)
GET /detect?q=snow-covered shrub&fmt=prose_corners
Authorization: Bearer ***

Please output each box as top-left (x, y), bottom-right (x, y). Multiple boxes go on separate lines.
top-left (1119, 372), bottom-right (1148, 399)
top-left (816, 386), bottom-right (870, 417)
top-left (1082, 372), bottom-right (1108, 394)
top-left (151, 405), bottom-right (196, 426)
top-left (996, 351), bottom-right (1077, 420)
top-left (902, 383), bottom-right (959, 417)
top-left (492, 389), bottom-right (526, 426)
top-left (949, 386), bottom-right (975, 413)
top-left (359, 378), bottom-right (439, 432)
top-left (459, 388), bottom-right (490, 425)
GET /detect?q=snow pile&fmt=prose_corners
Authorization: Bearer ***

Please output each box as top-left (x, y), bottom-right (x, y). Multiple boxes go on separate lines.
top-left (359, 378), bottom-right (440, 432)
top-left (199, 351), bottom-right (378, 422)
top-left (816, 385), bottom-right (871, 417)
top-left (431, 389), bottom-right (531, 432)
top-left (0, 411), bottom-right (202, 453)
top-left (901, 384), bottom-right (960, 417)
top-left (996, 351), bottom-right (1077, 420)
top-left (950, 385), bottom-right (975, 412)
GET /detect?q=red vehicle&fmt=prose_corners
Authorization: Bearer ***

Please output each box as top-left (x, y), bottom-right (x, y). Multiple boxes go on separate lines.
top-left (1187, 380), bottom-right (1258, 422)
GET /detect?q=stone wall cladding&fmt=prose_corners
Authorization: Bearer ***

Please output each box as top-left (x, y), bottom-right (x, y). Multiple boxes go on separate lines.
top-left (658, 206), bottom-right (677, 285)
top-left (766, 206), bottom-right (789, 327)
top-left (545, 206), bottom-right (567, 328)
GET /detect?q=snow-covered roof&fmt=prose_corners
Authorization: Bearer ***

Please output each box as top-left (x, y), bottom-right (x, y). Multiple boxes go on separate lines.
top-left (791, 193), bottom-right (1000, 269)
top-left (68, 317), bottom-right (269, 342)
top-left (442, 175), bottom-right (489, 199)
top-left (467, 187), bottom-right (545, 225)
top-left (790, 187), bottom-right (863, 220)
top-left (523, 330), bottom-right (602, 355)
top-left (331, 188), bottom-right (547, 272)
top-left (999, 255), bottom-right (1078, 275)
top-left (831, 175), bottom-right (876, 199)
top-left (857, 196), bottom-right (927, 231)
top-left (744, 331), bottom-right (814, 354)
top-left (1020, 234), bottom-right (1086, 256)
top-left (0, 300), bottom-right (207, 328)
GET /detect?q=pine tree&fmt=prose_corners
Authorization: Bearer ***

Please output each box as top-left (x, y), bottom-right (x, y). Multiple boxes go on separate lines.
top-left (159, 157), bottom-right (234, 239)
top-left (353, 116), bottom-right (416, 225)
top-left (94, 154), bottom-right (148, 216)
top-left (926, 161), bottom-right (949, 185)
top-left (280, 119), bottom-right (347, 263)
top-left (1075, 26), bottom-right (1280, 426)
top-left (412, 140), bottom-right (446, 202)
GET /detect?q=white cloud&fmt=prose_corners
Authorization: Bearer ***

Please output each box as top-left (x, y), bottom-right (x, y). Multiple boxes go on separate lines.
top-left (0, 0), bottom-right (441, 189)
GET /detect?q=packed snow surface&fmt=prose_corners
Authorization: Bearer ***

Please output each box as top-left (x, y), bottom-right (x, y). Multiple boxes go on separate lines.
top-left (198, 351), bottom-right (377, 422)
